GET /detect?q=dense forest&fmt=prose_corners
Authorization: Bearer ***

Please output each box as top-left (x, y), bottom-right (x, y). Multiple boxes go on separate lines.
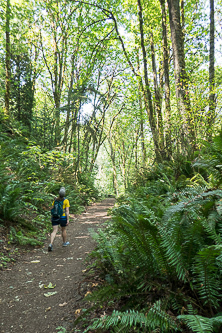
top-left (1, 0), bottom-right (222, 332)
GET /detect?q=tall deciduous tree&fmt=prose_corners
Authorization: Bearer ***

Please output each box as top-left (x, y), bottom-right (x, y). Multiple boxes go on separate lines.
top-left (137, 0), bottom-right (162, 162)
top-left (160, 0), bottom-right (172, 159)
top-left (150, 32), bottom-right (165, 157)
top-left (208, 0), bottom-right (215, 137)
top-left (38, 0), bottom-right (75, 145)
top-left (5, 0), bottom-right (11, 116)
top-left (167, 0), bottom-right (195, 149)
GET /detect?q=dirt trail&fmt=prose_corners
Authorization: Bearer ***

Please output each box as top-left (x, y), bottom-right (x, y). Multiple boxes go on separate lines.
top-left (0, 198), bottom-right (115, 333)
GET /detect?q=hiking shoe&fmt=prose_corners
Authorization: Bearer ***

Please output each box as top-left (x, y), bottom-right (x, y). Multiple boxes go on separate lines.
top-left (48, 244), bottom-right (53, 252)
top-left (62, 241), bottom-right (70, 247)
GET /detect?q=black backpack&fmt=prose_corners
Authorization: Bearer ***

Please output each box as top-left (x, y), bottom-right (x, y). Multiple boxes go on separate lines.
top-left (51, 198), bottom-right (65, 219)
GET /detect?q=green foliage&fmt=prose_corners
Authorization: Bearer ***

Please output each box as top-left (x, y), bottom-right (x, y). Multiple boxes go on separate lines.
top-left (0, 120), bottom-right (100, 251)
top-left (193, 132), bottom-right (222, 187)
top-left (178, 314), bottom-right (222, 333)
top-left (0, 183), bottom-right (23, 220)
top-left (82, 141), bottom-right (222, 332)
top-left (0, 252), bottom-right (15, 268)
top-left (56, 327), bottom-right (67, 333)
top-left (192, 246), bottom-right (222, 310)
top-left (84, 302), bottom-right (179, 332)
top-left (9, 226), bottom-right (43, 246)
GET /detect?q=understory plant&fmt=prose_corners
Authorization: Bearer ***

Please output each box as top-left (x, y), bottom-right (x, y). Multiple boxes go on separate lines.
top-left (0, 126), bottom-right (99, 248)
top-left (81, 135), bottom-right (222, 333)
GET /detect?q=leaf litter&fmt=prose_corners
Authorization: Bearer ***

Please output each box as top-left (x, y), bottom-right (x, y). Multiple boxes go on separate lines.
top-left (44, 291), bottom-right (58, 297)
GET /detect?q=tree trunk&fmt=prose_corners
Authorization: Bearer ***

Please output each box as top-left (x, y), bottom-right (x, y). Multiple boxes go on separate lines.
top-left (17, 57), bottom-right (21, 121)
top-left (89, 115), bottom-right (106, 173)
top-left (160, 0), bottom-right (172, 159)
top-left (109, 140), bottom-right (118, 196)
top-left (119, 141), bottom-right (127, 190)
top-left (64, 54), bottom-right (75, 152)
top-left (180, 0), bottom-right (185, 32)
top-left (208, 0), bottom-right (215, 138)
top-left (137, 51), bottom-right (147, 165)
top-left (41, 3), bottom-right (68, 147)
top-left (167, 0), bottom-right (195, 149)
top-left (137, 0), bottom-right (162, 162)
top-left (53, 30), bottom-right (61, 146)
top-left (5, 0), bottom-right (11, 116)
top-left (139, 90), bottom-right (146, 165)
top-left (150, 33), bottom-right (165, 158)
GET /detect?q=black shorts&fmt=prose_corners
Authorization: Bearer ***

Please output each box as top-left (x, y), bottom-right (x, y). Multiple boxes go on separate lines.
top-left (51, 217), bottom-right (67, 227)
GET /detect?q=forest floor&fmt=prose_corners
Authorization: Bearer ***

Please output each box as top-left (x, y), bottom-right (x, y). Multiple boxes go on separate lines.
top-left (0, 198), bottom-right (115, 333)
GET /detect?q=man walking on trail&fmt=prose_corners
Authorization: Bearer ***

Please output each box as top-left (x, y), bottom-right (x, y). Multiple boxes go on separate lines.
top-left (48, 187), bottom-right (70, 252)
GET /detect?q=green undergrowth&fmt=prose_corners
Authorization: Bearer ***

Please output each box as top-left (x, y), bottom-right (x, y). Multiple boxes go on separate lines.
top-left (0, 124), bottom-right (101, 268)
top-left (75, 134), bottom-right (222, 333)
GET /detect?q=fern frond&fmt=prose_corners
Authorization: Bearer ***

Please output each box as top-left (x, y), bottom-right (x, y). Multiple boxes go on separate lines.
top-left (84, 301), bottom-right (178, 333)
top-left (192, 245), bottom-right (222, 310)
top-left (178, 314), bottom-right (222, 333)
top-left (159, 224), bottom-right (188, 281)
top-left (201, 215), bottom-right (222, 245)
top-left (85, 283), bottom-right (129, 304)
top-left (112, 204), bottom-right (173, 280)
top-left (178, 314), bottom-right (213, 332)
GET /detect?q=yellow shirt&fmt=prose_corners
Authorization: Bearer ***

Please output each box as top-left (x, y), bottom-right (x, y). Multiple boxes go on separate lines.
top-left (52, 198), bottom-right (70, 217)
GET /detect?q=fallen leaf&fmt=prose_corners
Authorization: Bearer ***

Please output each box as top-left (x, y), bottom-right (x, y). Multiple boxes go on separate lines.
top-left (59, 302), bottom-right (67, 307)
top-left (44, 282), bottom-right (56, 289)
top-left (84, 291), bottom-right (91, 297)
top-left (44, 291), bottom-right (57, 297)
top-left (75, 309), bottom-right (81, 315)
top-left (45, 307), bottom-right (51, 312)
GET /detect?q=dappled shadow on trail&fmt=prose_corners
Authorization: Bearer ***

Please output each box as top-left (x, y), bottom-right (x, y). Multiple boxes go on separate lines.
top-left (0, 198), bottom-right (115, 333)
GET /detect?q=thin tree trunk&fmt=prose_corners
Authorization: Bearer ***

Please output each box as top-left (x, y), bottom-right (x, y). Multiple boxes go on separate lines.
top-left (150, 33), bottom-right (165, 158)
top-left (136, 50), bottom-right (147, 165)
top-left (160, 0), bottom-right (172, 159)
top-left (180, 0), bottom-right (185, 32)
top-left (89, 115), bottom-right (106, 173)
top-left (109, 140), bottom-right (118, 196)
top-left (139, 90), bottom-right (146, 165)
top-left (64, 54), bottom-right (75, 152)
top-left (137, 0), bottom-right (162, 161)
top-left (17, 57), bottom-right (21, 121)
top-left (120, 141), bottom-right (127, 190)
top-left (208, 0), bottom-right (215, 137)
top-left (5, 0), bottom-right (11, 116)
top-left (53, 30), bottom-right (61, 146)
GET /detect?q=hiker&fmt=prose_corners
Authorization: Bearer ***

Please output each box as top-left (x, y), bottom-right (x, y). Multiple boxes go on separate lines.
top-left (48, 187), bottom-right (70, 251)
